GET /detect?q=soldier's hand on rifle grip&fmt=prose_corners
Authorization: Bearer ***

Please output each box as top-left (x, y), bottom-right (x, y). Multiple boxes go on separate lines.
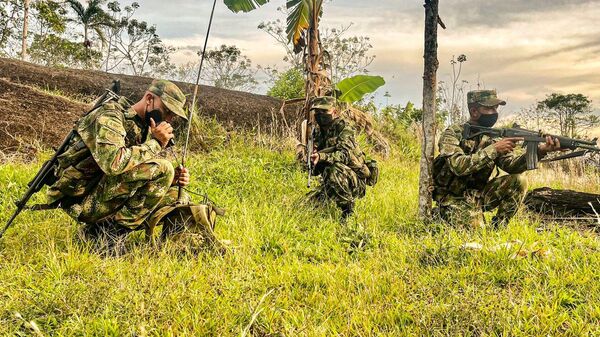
top-left (173, 167), bottom-right (190, 187)
top-left (150, 118), bottom-right (175, 148)
top-left (494, 137), bottom-right (523, 154)
top-left (538, 136), bottom-right (562, 154)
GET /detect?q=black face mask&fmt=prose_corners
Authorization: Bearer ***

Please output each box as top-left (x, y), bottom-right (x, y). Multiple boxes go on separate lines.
top-left (315, 113), bottom-right (334, 128)
top-left (144, 100), bottom-right (164, 126)
top-left (477, 113), bottom-right (498, 127)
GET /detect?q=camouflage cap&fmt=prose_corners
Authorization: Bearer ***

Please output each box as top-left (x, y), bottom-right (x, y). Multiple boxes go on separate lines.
top-left (467, 89), bottom-right (506, 107)
top-left (310, 96), bottom-right (336, 111)
top-left (148, 79), bottom-right (188, 120)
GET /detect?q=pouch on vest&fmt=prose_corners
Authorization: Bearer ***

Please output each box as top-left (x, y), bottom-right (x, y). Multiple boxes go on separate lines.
top-left (365, 159), bottom-right (379, 186)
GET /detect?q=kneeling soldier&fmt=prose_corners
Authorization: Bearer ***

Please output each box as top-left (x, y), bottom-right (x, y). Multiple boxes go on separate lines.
top-left (307, 96), bottom-right (378, 221)
top-left (433, 89), bottom-right (561, 228)
top-left (47, 79), bottom-right (191, 243)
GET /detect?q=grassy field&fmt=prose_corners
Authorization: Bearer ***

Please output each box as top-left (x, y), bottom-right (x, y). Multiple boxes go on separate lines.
top-left (0, 134), bottom-right (599, 336)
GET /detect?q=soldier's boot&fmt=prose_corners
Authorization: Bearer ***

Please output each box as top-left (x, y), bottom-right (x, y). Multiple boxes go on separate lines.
top-left (80, 219), bottom-right (132, 256)
top-left (483, 174), bottom-right (527, 228)
top-left (340, 202), bottom-right (355, 222)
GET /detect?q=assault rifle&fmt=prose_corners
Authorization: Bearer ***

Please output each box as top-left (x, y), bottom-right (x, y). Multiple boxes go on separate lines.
top-left (0, 80), bottom-right (121, 239)
top-left (463, 123), bottom-right (600, 170)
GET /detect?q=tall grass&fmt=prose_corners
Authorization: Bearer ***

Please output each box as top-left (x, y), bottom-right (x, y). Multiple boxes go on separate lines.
top-left (0, 131), bottom-right (599, 336)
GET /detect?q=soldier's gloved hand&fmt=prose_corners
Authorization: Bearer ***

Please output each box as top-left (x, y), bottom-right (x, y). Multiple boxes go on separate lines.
top-left (493, 137), bottom-right (523, 154)
top-left (173, 166), bottom-right (190, 187)
top-left (150, 118), bottom-right (174, 148)
top-left (310, 149), bottom-right (319, 166)
top-left (538, 135), bottom-right (562, 154)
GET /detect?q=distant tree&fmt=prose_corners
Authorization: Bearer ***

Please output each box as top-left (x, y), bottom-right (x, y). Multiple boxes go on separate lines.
top-left (258, 16), bottom-right (375, 83)
top-left (65, 0), bottom-right (113, 54)
top-left (109, 17), bottom-right (175, 76)
top-left (21, 0), bottom-right (29, 59)
top-left (537, 93), bottom-right (598, 137)
top-left (202, 45), bottom-right (258, 91)
top-left (267, 67), bottom-right (305, 100)
top-left (28, 0), bottom-right (100, 68)
top-left (29, 33), bottom-right (100, 67)
top-left (0, 0), bottom-right (24, 57)
top-left (32, 0), bottom-right (67, 36)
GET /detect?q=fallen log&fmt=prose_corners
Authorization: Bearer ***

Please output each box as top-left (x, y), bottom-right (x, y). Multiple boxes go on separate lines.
top-left (524, 187), bottom-right (600, 220)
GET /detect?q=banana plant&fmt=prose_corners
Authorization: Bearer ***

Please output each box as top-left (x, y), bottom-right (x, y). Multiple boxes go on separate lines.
top-left (336, 75), bottom-right (386, 103)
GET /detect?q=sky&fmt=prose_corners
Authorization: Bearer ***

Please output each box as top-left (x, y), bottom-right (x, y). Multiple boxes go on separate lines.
top-left (126, 0), bottom-right (600, 115)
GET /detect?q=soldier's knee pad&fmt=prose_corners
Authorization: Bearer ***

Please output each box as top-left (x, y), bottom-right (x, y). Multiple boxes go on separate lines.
top-left (510, 174), bottom-right (527, 194)
top-left (152, 159), bottom-right (175, 182)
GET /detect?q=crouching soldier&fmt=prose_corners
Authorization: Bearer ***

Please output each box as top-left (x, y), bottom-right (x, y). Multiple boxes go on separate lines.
top-left (432, 89), bottom-right (562, 228)
top-left (46, 79), bottom-right (218, 252)
top-left (306, 96), bottom-right (378, 221)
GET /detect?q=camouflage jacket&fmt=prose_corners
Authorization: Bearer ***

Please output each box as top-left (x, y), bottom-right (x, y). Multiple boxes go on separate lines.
top-left (47, 97), bottom-right (163, 205)
top-left (433, 123), bottom-right (529, 200)
top-left (313, 118), bottom-right (370, 179)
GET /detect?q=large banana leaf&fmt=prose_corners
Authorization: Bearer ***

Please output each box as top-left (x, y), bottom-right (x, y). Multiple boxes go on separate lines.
top-left (224, 0), bottom-right (270, 13)
top-left (286, 0), bottom-right (321, 48)
top-left (336, 75), bottom-right (386, 103)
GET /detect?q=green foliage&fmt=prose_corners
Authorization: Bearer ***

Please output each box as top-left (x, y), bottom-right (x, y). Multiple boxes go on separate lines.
top-left (32, 0), bottom-right (67, 35)
top-left (66, 0), bottom-right (114, 47)
top-left (1, 139), bottom-right (600, 335)
top-left (223, 0), bottom-right (270, 13)
top-left (0, 0), bottom-right (23, 57)
top-left (266, 68), bottom-right (305, 100)
top-left (287, 0), bottom-right (321, 47)
top-left (336, 75), bottom-right (385, 103)
top-left (29, 33), bottom-right (101, 68)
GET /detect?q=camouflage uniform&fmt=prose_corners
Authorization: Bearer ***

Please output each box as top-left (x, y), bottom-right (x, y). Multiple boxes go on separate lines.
top-left (47, 80), bottom-right (189, 230)
top-left (308, 97), bottom-right (372, 218)
top-left (433, 90), bottom-right (528, 228)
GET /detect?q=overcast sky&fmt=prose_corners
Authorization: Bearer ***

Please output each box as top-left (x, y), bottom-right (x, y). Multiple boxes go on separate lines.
top-left (125, 0), bottom-right (600, 114)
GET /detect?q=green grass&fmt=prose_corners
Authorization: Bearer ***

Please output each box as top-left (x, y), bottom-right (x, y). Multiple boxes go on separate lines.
top-left (0, 137), bottom-right (599, 336)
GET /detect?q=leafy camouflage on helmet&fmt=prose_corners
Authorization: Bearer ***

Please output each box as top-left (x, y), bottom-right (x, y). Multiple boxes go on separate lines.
top-left (310, 96), bottom-right (336, 111)
top-left (467, 89), bottom-right (506, 107)
top-left (148, 79), bottom-right (188, 120)
top-left (433, 123), bottom-right (528, 227)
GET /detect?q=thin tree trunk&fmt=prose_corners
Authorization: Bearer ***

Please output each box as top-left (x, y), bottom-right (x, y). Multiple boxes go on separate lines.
top-left (419, 0), bottom-right (440, 220)
top-left (21, 0), bottom-right (30, 60)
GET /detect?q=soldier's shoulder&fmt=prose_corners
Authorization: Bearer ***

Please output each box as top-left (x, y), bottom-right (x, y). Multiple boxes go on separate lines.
top-left (334, 118), bottom-right (355, 133)
top-left (441, 123), bottom-right (466, 138)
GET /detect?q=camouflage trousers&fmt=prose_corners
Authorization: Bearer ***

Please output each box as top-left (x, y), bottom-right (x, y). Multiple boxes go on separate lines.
top-left (72, 159), bottom-right (189, 230)
top-left (437, 174), bottom-right (527, 228)
top-left (308, 162), bottom-right (366, 211)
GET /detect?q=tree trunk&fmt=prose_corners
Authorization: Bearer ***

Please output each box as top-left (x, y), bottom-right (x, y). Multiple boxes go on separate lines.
top-left (418, 0), bottom-right (440, 220)
top-left (21, 0), bottom-right (30, 60)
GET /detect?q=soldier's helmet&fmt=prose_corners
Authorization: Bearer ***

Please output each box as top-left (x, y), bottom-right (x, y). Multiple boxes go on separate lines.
top-left (148, 79), bottom-right (188, 120)
top-left (310, 96), bottom-right (336, 112)
top-left (467, 89), bottom-right (506, 107)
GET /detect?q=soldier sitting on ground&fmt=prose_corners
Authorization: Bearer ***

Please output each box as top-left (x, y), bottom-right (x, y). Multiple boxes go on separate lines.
top-left (46, 79), bottom-right (192, 244)
top-left (432, 89), bottom-right (562, 228)
top-left (307, 96), bottom-right (378, 221)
